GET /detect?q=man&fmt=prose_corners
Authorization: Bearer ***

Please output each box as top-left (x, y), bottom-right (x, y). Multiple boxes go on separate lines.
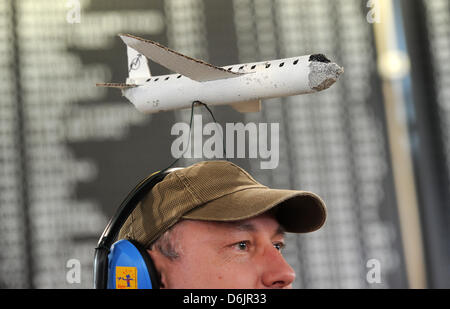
top-left (118, 160), bottom-right (327, 289)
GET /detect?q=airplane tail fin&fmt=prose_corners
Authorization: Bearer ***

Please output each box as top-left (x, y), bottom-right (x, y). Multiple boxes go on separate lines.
top-left (126, 46), bottom-right (151, 84)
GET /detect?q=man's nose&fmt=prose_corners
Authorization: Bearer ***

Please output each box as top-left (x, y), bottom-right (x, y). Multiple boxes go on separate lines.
top-left (260, 245), bottom-right (296, 288)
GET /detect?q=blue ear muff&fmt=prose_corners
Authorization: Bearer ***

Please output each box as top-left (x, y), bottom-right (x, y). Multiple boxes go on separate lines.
top-left (107, 239), bottom-right (160, 289)
top-left (94, 168), bottom-right (182, 289)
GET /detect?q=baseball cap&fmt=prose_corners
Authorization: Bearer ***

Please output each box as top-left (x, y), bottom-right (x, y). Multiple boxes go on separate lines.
top-left (118, 161), bottom-right (327, 248)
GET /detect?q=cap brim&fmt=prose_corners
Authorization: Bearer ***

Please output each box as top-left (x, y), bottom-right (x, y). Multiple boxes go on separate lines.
top-left (182, 187), bottom-right (327, 233)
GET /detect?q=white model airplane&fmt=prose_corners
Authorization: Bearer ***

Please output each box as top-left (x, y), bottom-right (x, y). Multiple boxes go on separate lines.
top-left (97, 34), bottom-right (344, 114)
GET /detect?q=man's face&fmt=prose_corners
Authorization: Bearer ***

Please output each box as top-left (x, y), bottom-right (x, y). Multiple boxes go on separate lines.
top-left (148, 213), bottom-right (296, 289)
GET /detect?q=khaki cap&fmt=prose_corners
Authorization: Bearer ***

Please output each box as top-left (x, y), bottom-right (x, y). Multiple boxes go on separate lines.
top-left (118, 161), bottom-right (327, 248)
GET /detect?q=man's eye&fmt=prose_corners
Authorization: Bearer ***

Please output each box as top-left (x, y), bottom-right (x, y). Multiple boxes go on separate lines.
top-left (273, 242), bottom-right (286, 252)
top-left (234, 241), bottom-right (250, 251)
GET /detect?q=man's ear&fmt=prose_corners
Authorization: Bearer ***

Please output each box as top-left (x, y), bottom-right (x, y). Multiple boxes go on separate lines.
top-left (147, 249), bottom-right (168, 289)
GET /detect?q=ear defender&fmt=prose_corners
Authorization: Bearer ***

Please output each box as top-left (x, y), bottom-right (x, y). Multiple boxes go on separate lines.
top-left (94, 168), bottom-right (182, 289)
top-left (107, 239), bottom-right (160, 289)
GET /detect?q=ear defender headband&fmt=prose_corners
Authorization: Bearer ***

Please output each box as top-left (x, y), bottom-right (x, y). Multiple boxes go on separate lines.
top-left (93, 168), bottom-right (182, 289)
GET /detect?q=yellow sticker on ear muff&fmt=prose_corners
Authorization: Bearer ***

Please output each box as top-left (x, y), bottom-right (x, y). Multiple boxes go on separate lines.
top-left (115, 266), bottom-right (137, 289)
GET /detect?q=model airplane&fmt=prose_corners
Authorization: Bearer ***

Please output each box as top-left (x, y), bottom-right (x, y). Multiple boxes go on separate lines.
top-left (97, 34), bottom-right (344, 114)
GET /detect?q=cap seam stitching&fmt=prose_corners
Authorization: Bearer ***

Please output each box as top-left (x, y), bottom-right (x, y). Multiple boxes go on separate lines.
top-left (199, 160), bottom-right (260, 185)
top-left (173, 171), bottom-right (203, 204)
top-left (223, 161), bottom-right (260, 185)
top-left (186, 185), bottom-right (268, 209)
top-left (129, 209), bottom-right (135, 239)
top-left (184, 190), bottom-right (297, 221)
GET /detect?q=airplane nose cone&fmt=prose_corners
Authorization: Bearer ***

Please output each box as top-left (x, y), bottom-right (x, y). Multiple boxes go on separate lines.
top-left (309, 61), bottom-right (344, 91)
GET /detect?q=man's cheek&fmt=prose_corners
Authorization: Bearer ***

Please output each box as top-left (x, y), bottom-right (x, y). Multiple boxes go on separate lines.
top-left (216, 248), bottom-right (252, 266)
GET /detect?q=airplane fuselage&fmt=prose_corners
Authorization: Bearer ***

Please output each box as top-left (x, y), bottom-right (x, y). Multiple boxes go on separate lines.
top-left (122, 55), bottom-right (336, 114)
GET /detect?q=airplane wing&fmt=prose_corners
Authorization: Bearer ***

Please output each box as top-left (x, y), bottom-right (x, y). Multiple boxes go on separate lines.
top-left (119, 34), bottom-right (244, 82)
